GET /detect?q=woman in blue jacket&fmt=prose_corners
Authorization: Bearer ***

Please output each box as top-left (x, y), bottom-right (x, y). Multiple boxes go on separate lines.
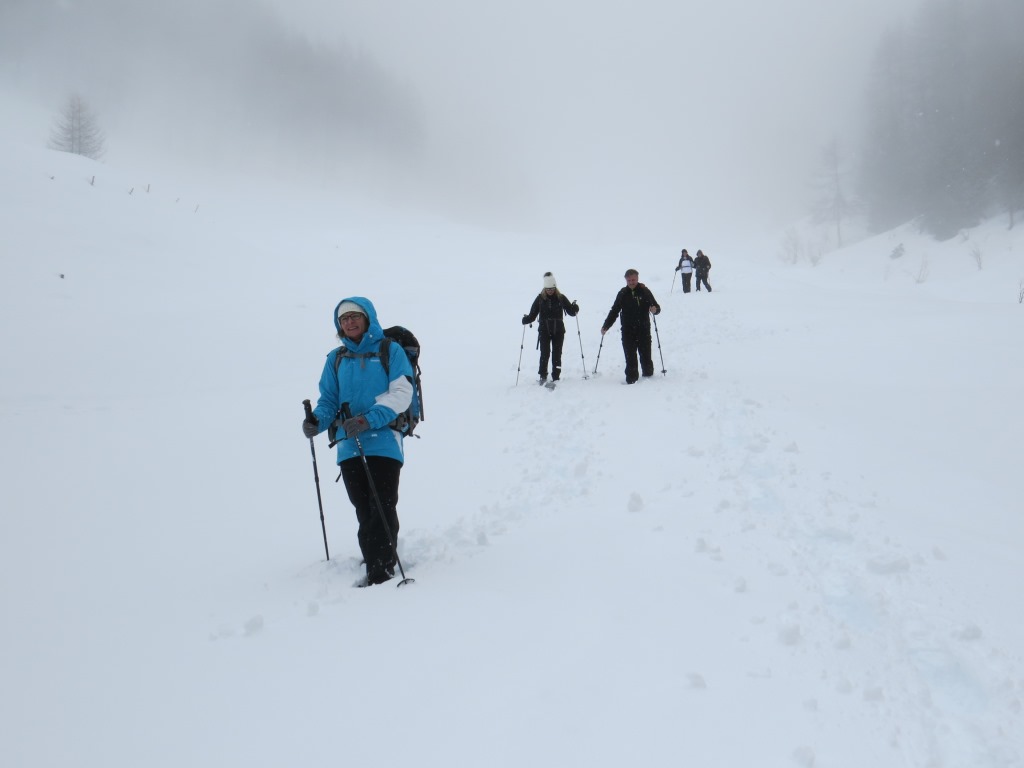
top-left (302, 296), bottom-right (414, 586)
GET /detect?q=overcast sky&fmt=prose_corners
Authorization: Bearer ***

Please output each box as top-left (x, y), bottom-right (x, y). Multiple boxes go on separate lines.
top-left (262, 0), bottom-right (922, 237)
top-left (1, 0), bottom-right (923, 239)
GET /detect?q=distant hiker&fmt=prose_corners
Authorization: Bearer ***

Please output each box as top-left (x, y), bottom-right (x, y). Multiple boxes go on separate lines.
top-left (694, 250), bottom-right (712, 292)
top-left (302, 297), bottom-right (414, 586)
top-left (522, 272), bottom-right (580, 384)
top-left (600, 269), bottom-right (661, 384)
top-left (674, 249), bottom-right (695, 293)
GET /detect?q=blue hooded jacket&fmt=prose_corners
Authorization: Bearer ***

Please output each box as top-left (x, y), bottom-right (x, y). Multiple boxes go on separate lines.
top-left (310, 297), bottom-right (414, 464)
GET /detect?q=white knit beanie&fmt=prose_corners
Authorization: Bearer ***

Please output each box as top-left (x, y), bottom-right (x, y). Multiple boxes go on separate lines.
top-left (543, 272), bottom-right (557, 289)
top-left (336, 301), bottom-right (367, 320)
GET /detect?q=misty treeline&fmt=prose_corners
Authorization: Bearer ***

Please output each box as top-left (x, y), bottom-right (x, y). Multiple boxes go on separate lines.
top-left (0, 0), bottom-right (423, 169)
top-left (860, 0), bottom-right (1024, 239)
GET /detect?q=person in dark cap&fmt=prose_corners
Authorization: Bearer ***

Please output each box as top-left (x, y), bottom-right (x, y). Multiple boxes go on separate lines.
top-left (521, 271), bottom-right (579, 384)
top-left (600, 269), bottom-right (661, 384)
top-left (694, 250), bottom-right (712, 292)
top-left (674, 248), bottom-right (695, 293)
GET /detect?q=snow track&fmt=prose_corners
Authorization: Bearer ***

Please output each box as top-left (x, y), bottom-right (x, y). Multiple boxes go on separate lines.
top-left (4, 147), bottom-right (1020, 767)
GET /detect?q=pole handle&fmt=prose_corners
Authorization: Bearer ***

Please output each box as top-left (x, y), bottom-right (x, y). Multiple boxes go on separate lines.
top-left (302, 398), bottom-right (330, 561)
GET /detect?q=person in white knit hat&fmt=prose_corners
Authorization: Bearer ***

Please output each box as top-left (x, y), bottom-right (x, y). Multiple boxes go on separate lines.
top-left (521, 271), bottom-right (579, 384)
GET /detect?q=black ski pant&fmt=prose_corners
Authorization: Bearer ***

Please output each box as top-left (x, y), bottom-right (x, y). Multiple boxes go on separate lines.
top-left (339, 455), bottom-right (401, 576)
top-left (696, 271), bottom-right (711, 292)
top-left (621, 326), bottom-right (654, 384)
top-left (681, 273), bottom-right (692, 293)
top-left (538, 325), bottom-right (566, 380)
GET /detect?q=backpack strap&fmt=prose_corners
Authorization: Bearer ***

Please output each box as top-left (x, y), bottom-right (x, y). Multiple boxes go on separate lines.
top-left (379, 337), bottom-right (392, 376)
top-left (330, 338), bottom-right (419, 436)
top-left (333, 337), bottom-right (392, 376)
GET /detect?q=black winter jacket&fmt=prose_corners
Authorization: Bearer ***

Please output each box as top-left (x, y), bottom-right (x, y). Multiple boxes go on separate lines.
top-left (602, 283), bottom-right (660, 333)
top-left (525, 291), bottom-right (578, 335)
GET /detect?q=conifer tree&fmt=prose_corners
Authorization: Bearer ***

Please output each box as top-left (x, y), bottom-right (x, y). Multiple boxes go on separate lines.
top-left (49, 94), bottom-right (105, 160)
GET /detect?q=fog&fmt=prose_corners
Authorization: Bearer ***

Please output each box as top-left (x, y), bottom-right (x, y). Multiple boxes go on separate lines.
top-left (1, 0), bottom-right (921, 239)
top-left (271, 0), bottom-right (922, 235)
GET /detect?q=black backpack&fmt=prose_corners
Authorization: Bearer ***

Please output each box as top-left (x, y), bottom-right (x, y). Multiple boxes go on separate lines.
top-left (333, 326), bottom-right (424, 437)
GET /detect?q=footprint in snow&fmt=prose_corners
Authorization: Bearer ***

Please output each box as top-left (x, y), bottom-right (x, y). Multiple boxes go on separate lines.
top-left (866, 556), bottom-right (911, 575)
top-left (243, 615), bottom-right (264, 636)
top-left (687, 673), bottom-right (707, 689)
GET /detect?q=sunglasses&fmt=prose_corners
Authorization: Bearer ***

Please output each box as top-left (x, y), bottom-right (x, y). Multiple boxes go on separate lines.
top-left (338, 312), bottom-right (365, 323)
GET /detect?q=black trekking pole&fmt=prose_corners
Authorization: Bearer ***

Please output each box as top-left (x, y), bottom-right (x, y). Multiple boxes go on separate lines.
top-left (341, 404), bottom-right (414, 587)
top-left (652, 314), bottom-right (667, 375)
top-left (515, 323), bottom-right (528, 386)
top-left (574, 315), bottom-right (589, 380)
top-left (671, 270), bottom-right (677, 294)
top-left (593, 333), bottom-right (605, 375)
top-left (302, 399), bottom-right (330, 561)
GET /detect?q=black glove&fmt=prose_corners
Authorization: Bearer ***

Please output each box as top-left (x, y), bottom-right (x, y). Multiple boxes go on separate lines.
top-left (302, 414), bottom-right (319, 438)
top-left (522, 314), bottom-right (530, 325)
top-left (571, 300), bottom-right (579, 313)
top-left (342, 415), bottom-right (370, 438)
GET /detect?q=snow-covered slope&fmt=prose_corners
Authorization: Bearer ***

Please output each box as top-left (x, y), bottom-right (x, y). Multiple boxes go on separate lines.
top-left (1, 146), bottom-right (1021, 767)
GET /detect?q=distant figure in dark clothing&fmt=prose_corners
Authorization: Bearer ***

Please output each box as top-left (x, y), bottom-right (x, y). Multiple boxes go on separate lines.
top-left (600, 269), bottom-right (661, 384)
top-left (674, 249), bottom-right (695, 293)
top-left (694, 250), bottom-right (712, 292)
top-left (522, 271), bottom-right (579, 383)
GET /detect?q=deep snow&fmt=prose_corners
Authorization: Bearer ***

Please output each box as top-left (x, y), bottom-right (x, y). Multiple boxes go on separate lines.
top-left (1, 146), bottom-right (1022, 767)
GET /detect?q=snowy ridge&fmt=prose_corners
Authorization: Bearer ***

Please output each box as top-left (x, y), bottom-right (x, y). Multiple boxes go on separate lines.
top-left (1, 147), bottom-right (1021, 767)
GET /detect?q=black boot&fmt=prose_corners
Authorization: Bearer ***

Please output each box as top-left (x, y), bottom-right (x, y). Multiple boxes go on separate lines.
top-left (366, 559), bottom-right (395, 586)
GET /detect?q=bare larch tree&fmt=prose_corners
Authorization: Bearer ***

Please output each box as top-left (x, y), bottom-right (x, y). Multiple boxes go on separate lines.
top-left (49, 94), bottom-right (106, 160)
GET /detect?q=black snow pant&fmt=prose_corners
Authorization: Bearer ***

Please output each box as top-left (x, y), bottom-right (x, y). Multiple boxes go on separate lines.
top-left (621, 326), bottom-right (654, 384)
top-left (339, 455), bottom-right (401, 579)
top-left (538, 324), bottom-right (566, 380)
top-left (696, 271), bottom-right (712, 292)
top-left (681, 273), bottom-right (693, 293)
